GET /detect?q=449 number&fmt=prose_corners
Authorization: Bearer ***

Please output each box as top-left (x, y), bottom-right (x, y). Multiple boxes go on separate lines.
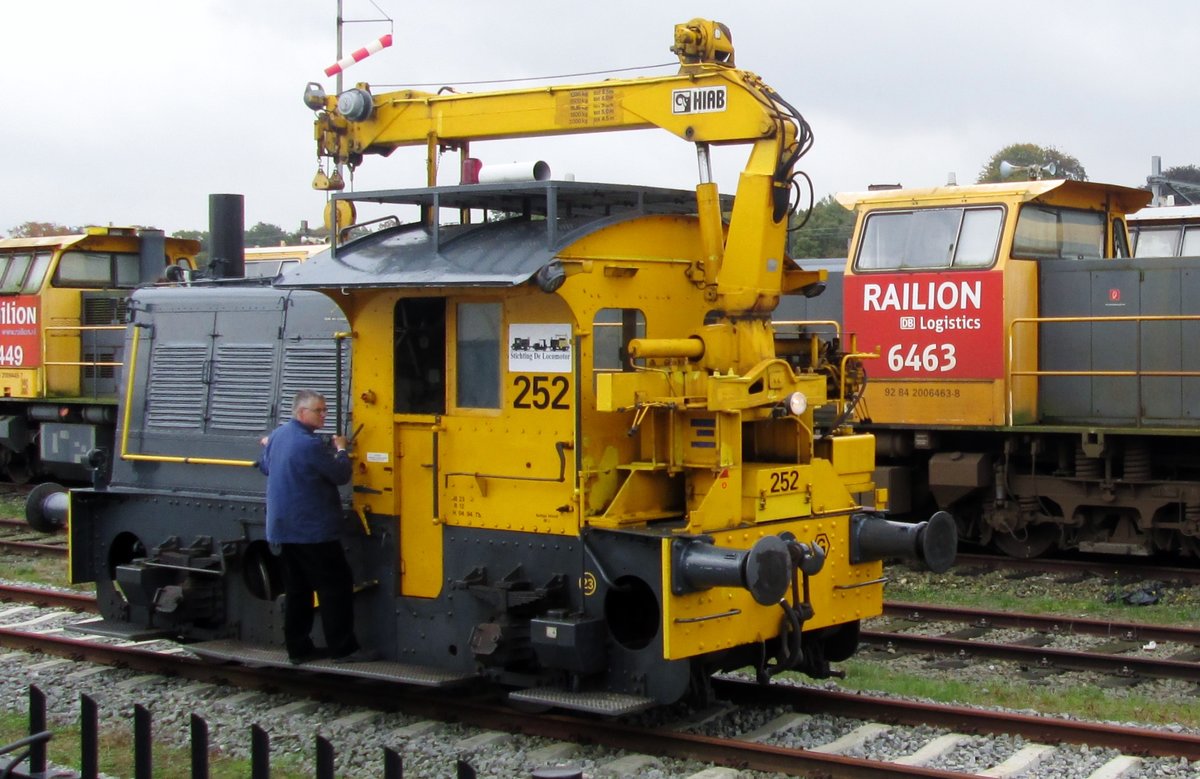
top-left (887, 343), bottom-right (957, 373)
top-left (0, 345), bottom-right (25, 367)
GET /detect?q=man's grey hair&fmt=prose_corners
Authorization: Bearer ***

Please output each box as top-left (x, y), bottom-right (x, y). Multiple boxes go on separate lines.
top-left (292, 389), bottom-right (325, 415)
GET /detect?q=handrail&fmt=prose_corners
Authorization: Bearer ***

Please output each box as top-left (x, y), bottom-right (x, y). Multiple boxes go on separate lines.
top-left (1006, 313), bottom-right (1200, 425)
top-left (118, 324), bottom-right (257, 468)
top-left (38, 324), bottom-right (127, 397)
top-left (772, 318), bottom-right (843, 338)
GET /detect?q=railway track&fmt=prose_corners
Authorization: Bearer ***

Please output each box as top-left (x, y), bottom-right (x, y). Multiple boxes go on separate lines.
top-left (866, 601), bottom-right (1200, 684)
top-left (0, 515), bottom-right (67, 556)
top-left (0, 583), bottom-right (1196, 777)
top-left (949, 551), bottom-right (1200, 587)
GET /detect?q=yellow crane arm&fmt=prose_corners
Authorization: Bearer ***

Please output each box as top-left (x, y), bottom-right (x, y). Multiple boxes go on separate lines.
top-left (313, 67), bottom-right (784, 164)
top-left (305, 19), bottom-right (809, 312)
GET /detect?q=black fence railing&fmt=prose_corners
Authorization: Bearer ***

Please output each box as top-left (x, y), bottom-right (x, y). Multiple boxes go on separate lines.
top-left (0, 684), bottom-right (584, 779)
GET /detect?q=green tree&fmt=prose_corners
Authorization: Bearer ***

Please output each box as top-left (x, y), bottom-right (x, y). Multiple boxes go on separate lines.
top-left (977, 143), bottom-right (1086, 183)
top-left (245, 222), bottom-right (290, 248)
top-left (172, 229), bottom-right (210, 266)
top-left (788, 195), bottom-right (856, 259)
top-left (6, 221), bottom-right (77, 238)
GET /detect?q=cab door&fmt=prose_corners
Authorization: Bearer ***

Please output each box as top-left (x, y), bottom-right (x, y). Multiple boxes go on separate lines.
top-left (392, 297), bottom-right (445, 597)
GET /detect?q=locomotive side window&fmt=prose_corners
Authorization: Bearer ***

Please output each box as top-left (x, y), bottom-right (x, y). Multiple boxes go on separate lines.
top-left (1182, 226), bottom-right (1200, 256)
top-left (854, 206), bottom-right (1002, 270)
top-left (593, 308), bottom-right (645, 372)
top-left (1013, 205), bottom-right (1104, 260)
top-left (1112, 218), bottom-right (1131, 258)
top-left (394, 298), bottom-right (446, 415)
top-left (455, 302), bottom-right (501, 409)
top-left (53, 251), bottom-right (141, 288)
top-left (1132, 227), bottom-right (1174, 257)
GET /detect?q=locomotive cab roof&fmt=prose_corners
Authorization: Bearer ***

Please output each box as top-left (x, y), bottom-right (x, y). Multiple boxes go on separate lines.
top-left (277, 180), bottom-right (733, 290)
top-left (835, 179), bottom-right (1150, 215)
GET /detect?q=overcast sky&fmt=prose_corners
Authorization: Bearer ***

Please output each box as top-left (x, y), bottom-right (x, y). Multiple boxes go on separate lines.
top-left (2, 1), bottom-right (1195, 236)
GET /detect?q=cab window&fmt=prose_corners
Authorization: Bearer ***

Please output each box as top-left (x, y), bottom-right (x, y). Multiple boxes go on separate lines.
top-left (854, 206), bottom-right (1002, 270)
top-left (53, 250), bottom-right (141, 288)
top-left (0, 253), bottom-right (31, 293)
top-left (593, 308), bottom-right (645, 372)
top-left (0, 251), bottom-right (54, 294)
top-left (1013, 206), bottom-right (1104, 260)
top-left (1112, 218), bottom-right (1131, 258)
top-left (394, 298), bottom-right (446, 415)
top-left (1132, 227), bottom-right (1177, 257)
top-left (456, 302), bottom-right (500, 409)
top-left (1182, 226), bottom-right (1200, 256)
top-left (24, 252), bottom-right (52, 293)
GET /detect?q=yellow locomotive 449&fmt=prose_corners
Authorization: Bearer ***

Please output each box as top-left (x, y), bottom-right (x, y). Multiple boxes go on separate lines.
top-left (0, 227), bottom-right (197, 489)
top-left (61, 19), bottom-right (952, 713)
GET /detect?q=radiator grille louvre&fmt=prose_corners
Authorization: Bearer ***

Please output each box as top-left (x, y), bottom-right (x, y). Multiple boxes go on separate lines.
top-left (145, 344), bottom-right (208, 429)
top-left (81, 296), bottom-right (129, 326)
top-left (210, 344), bottom-right (276, 431)
top-left (279, 343), bottom-right (343, 431)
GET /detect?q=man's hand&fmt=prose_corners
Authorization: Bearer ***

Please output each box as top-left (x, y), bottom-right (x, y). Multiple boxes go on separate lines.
top-left (332, 435), bottom-right (349, 452)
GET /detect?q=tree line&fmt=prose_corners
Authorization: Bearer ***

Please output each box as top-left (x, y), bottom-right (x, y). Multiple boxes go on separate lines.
top-left (10, 143), bottom-right (1200, 261)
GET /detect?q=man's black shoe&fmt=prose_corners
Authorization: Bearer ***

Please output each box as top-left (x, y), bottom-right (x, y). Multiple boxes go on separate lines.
top-left (288, 648), bottom-right (328, 665)
top-left (331, 649), bottom-right (378, 664)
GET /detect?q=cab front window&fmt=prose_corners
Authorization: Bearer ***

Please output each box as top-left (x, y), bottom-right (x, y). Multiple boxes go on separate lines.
top-left (854, 206), bottom-right (1002, 271)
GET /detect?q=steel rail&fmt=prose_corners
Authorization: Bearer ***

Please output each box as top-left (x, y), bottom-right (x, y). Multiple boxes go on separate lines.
top-left (883, 600), bottom-right (1200, 644)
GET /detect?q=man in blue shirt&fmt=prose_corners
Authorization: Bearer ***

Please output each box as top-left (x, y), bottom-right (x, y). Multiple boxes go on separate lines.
top-left (260, 390), bottom-right (367, 663)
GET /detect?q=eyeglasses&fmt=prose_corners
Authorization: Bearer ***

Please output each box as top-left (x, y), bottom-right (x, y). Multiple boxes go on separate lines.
top-left (300, 406), bottom-right (328, 415)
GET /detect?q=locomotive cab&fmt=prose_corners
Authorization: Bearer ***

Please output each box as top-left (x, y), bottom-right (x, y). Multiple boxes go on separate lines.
top-left (261, 180), bottom-right (954, 710)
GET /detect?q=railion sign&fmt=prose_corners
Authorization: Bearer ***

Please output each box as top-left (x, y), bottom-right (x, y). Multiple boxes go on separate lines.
top-left (844, 270), bottom-right (1003, 379)
top-left (0, 295), bottom-right (41, 367)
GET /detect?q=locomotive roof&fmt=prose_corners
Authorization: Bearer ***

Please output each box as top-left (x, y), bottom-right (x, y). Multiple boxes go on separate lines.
top-left (1128, 204), bottom-right (1200, 222)
top-left (834, 179), bottom-right (1150, 214)
top-left (277, 180), bottom-right (725, 290)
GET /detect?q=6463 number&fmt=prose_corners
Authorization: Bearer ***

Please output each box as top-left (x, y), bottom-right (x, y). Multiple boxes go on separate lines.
top-left (886, 343), bottom-right (956, 373)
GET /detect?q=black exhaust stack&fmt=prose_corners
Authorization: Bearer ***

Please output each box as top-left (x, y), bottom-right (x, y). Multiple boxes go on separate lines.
top-left (136, 229), bottom-right (166, 284)
top-left (208, 194), bottom-right (244, 279)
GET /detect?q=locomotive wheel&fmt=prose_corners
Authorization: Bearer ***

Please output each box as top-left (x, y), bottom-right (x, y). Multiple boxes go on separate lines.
top-left (992, 524), bottom-right (1057, 558)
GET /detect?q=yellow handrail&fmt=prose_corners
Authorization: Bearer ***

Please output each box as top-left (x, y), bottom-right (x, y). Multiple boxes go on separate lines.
top-left (118, 325), bottom-right (256, 468)
top-left (1006, 313), bottom-right (1200, 425)
top-left (39, 324), bottom-right (127, 396)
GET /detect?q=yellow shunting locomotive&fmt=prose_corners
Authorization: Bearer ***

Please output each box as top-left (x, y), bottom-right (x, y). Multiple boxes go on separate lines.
top-left (0, 227), bottom-right (197, 489)
top-left (61, 20), bottom-right (952, 713)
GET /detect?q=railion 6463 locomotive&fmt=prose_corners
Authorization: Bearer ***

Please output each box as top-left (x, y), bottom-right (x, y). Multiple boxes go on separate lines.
top-left (818, 178), bottom-right (1200, 559)
top-left (55, 20), bottom-right (952, 714)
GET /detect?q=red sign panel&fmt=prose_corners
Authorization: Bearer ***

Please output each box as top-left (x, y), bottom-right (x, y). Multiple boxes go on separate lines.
top-left (843, 270), bottom-right (1003, 379)
top-left (0, 295), bottom-right (41, 367)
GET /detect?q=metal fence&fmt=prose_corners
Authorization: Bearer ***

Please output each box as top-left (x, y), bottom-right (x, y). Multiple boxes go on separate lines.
top-left (0, 684), bottom-right (582, 779)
